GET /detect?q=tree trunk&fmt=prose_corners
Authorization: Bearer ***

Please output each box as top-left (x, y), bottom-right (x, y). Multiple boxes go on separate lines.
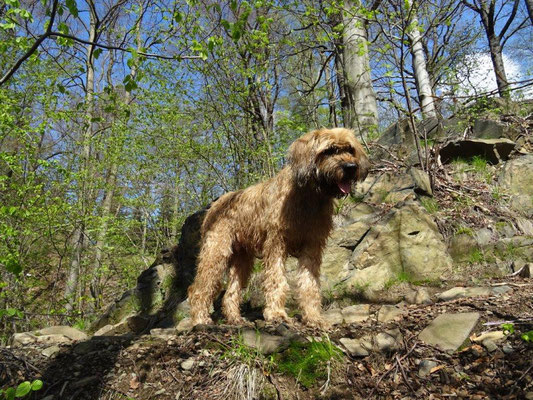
top-left (89, 5), bottom-right (142, 307)
top-left (525, 0), bottom-right (533, 26)
top-left (406, 0), bottom-right (437, 118)
top-left (64, 0), bottom-right (97, 312)
top-left (341, 0), bottom-right (378, 138)
top-left (487, 33), bottom-right (510, 98)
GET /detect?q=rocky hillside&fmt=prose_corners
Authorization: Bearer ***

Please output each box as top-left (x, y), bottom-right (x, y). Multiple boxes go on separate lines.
top-left (2, 100), bottom-right (532, 399)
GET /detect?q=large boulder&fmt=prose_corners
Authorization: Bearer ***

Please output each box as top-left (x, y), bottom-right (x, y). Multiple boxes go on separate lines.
top-left (90, 207), bottom-right (207, 333)
top-left (341, 201), bottom-right (452, 297)
top-left (499, 154), bottom-right (533, 217)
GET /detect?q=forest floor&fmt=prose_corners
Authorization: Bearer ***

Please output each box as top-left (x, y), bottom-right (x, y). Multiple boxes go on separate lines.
top-left (2, 275), bottom-right (532, 400)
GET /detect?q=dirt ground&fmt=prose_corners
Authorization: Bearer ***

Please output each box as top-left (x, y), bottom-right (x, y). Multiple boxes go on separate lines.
top-left (2, 276), bottom-right (532, 400)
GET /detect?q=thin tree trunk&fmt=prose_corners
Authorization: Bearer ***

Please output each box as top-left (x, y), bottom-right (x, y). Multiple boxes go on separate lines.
top-left (406, 0), bottom-right (437, 118)
top-left (341, 0), bottom-right (378, 138)
top-left (90, 3), bottom-right (143, 307)
top-left (64, 0), bottom-right (98, 312)
top-left (487, 33), bottom-right (510, 98)
top-left (526, 0), bottom-right (533, 24)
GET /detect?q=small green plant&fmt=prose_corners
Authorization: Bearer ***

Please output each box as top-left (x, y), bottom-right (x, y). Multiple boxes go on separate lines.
top-left (420, 196), bottom-right (439, 214)
top-left (501, 323), bottom-right (515, 335)
top-left (455, 226), bottom-right (474, 236)
top-left (384, 271), bottom-right (412, 289)
top-left (0, 380), bottom-right (43, 400)
top-left (521, 331), bottom-right (533, 342)
top-left (468, 249), bottom-right (485, 264)
top-left (471, 155), bottom-right (488, 173)
top-left (276, 337), bottom-right (343, 388)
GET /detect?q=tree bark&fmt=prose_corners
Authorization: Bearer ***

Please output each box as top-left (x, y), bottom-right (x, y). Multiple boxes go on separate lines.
top-left (406, 0), bottom-right (438, 118)
top-left (526, 0), bottom-right (533, 24)
top-left (64, 0), bottom-right (98, 312)
top-left (340, 0), bottom-right (378, 138)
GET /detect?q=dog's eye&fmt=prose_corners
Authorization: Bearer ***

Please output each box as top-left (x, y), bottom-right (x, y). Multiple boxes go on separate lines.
top-left (322, 147), bottom-right (339, 156)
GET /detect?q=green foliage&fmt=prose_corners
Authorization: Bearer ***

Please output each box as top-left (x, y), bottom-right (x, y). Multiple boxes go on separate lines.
top-left (521, 331), bottom-right (533, 342)
top-left (501, 323), bottom-right (515, 335)
top-left (276, 337), bottom-right (342, 388)
top-left (0, 380), bottom-right (43, 400)
top-left (468, 249), bottom-right (485, 264)
top-left (455, 226), bottom-right (474, 236)
top-left (420, 197), bottom-right (439, 214)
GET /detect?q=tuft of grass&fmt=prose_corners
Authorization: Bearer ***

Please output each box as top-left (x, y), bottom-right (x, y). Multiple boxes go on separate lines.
top-left (455, 226), bottom-right (474, 236)
top-left (276, 337), bottom-right (343, 388)
top-left (384, 270), bottom-right (411, 289)
top-left (468, 249), bottom-right (485, 264)
top-left (420, 196), bottom-right (439, 214)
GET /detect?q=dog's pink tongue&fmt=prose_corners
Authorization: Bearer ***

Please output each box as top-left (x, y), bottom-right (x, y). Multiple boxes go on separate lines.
top-left (338, 181), bottom-right (352, 194)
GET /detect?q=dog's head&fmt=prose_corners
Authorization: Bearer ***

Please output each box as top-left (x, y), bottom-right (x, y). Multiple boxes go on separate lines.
top-left (287, 128), bottom-right (369, 197)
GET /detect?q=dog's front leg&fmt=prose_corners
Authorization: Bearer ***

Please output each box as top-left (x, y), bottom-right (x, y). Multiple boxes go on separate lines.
top-left (262, 239), bottom-right (290, 324)
top-left (296, 250), bottom-right (329, 329)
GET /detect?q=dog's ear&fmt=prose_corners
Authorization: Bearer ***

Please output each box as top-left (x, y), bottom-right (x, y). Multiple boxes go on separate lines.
top-left (287, 134), bottom-right (316, 186)
top-left (357, 154), bottom-right (370, 181)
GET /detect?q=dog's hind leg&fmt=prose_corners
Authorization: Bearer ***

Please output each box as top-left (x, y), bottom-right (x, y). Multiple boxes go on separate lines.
top-left (222, 251), bottom-right (253, 325)
top-left (188, 228), bottom-right (233, 325)
top-left (262, 237), bottom-right (291, 323)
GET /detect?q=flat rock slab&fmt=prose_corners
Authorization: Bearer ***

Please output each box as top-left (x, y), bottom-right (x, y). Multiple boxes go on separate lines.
top-left (341, 304), bottom-right (370, 324)
top-left (242, 329), bottom-right (289, 355)
top-left (419, 312), bottom-right (480, 351)
top-left (377, 304), bottom-right (405, 322)
top-left (437, 286), bottom-right (511, 301)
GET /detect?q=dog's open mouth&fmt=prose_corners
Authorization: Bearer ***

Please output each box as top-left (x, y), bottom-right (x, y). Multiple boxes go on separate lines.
top-left (337, 180), bottom-right (352, 195)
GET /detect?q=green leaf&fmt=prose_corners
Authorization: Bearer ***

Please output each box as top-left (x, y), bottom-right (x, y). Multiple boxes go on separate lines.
top-left (58, 22), bottom-right (69, 35)
top-left (93, 48), bottom-right (102, 59)
top-left (31, 380), bottom-right (43, 391)
top-left (66, 0), bottom-right (79, 17)
top-left (15, 381), bottom-right (31, 398)
top-left (5, 387), bottom-right (15, 400)
top-left (6, 258), bottom-right (22, 275)
top-left (522, 330), bottom-right (533, 342)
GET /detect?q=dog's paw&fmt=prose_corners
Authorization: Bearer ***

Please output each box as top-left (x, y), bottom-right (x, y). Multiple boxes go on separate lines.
top-left (264, 308), bottom-right (292, 325)
top-left (225, 316), bottom-right (252, 327)
top-left (303, 317), bottom-right (331, 330)
top-left (191, 316), bottom-right (214, 326)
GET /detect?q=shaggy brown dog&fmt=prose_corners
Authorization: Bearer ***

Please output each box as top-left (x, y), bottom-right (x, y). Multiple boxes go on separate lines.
top-left (188, 128), bottom-right (369, 327)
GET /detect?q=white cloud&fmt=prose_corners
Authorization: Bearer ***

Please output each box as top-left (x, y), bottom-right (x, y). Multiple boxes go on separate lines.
top-left (448, 52), bottom-right (532, 99)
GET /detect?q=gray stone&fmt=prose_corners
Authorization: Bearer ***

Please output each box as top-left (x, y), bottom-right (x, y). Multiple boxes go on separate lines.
top-left (150, 328), bottom-right (177, 339)
top-left (499, 154), bottom-right (533, 217)
top-left (491, 285), bottom-right (512, 295)
top-left (323, 308), bottom-right (344, 326)
top-left (374, 329), bottom-right (402, 352)
top-left (472, 118), bottom-right (508, 139)
top-left (42, 345), bottom-right (61, 358)
top-left (440, 138), bottom-right (517, 164)
top-left (418, 359), bottom-right (438, 378)
top-left (377, 305), bottom-right (404, 322)
top-left (242, 329), bottom-right (289, 355)
top-left (94, 324), bottom-right (115, 336)
top-left (341, 304), bottom-right (370, 324)
top-left (449, 234), bottom-right (479, 263)
top-left (409, 168), bottom-right (432, 196)
top-left (474, 228), bottom-right (494, 247)
top-left (37, 326), bottom-right (88, 341)
top-left (502, 343), bottom-right (514, 354)
top-left (418, 312), bottom-right (480, 351)
top-left (482, 339), bottom-right (498, 352)
top-left (176, 317), bottom-right (193, 332)
top-left (405, 288), bottom-right (432, 304)
top-left (516, 217), bottom-right (533, 236)
top-left (339, 337), bottom-right (372, 357)
top-left (437, 287), bottom-right (491, 301)
top-left (345, 202), bottom-right (452, 296)
top-left (181, 358), bottom-right (195, 371)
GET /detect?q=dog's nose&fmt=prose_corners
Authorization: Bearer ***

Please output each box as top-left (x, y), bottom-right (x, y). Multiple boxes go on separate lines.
top-left (343, 163), bottom-right (358, 176)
